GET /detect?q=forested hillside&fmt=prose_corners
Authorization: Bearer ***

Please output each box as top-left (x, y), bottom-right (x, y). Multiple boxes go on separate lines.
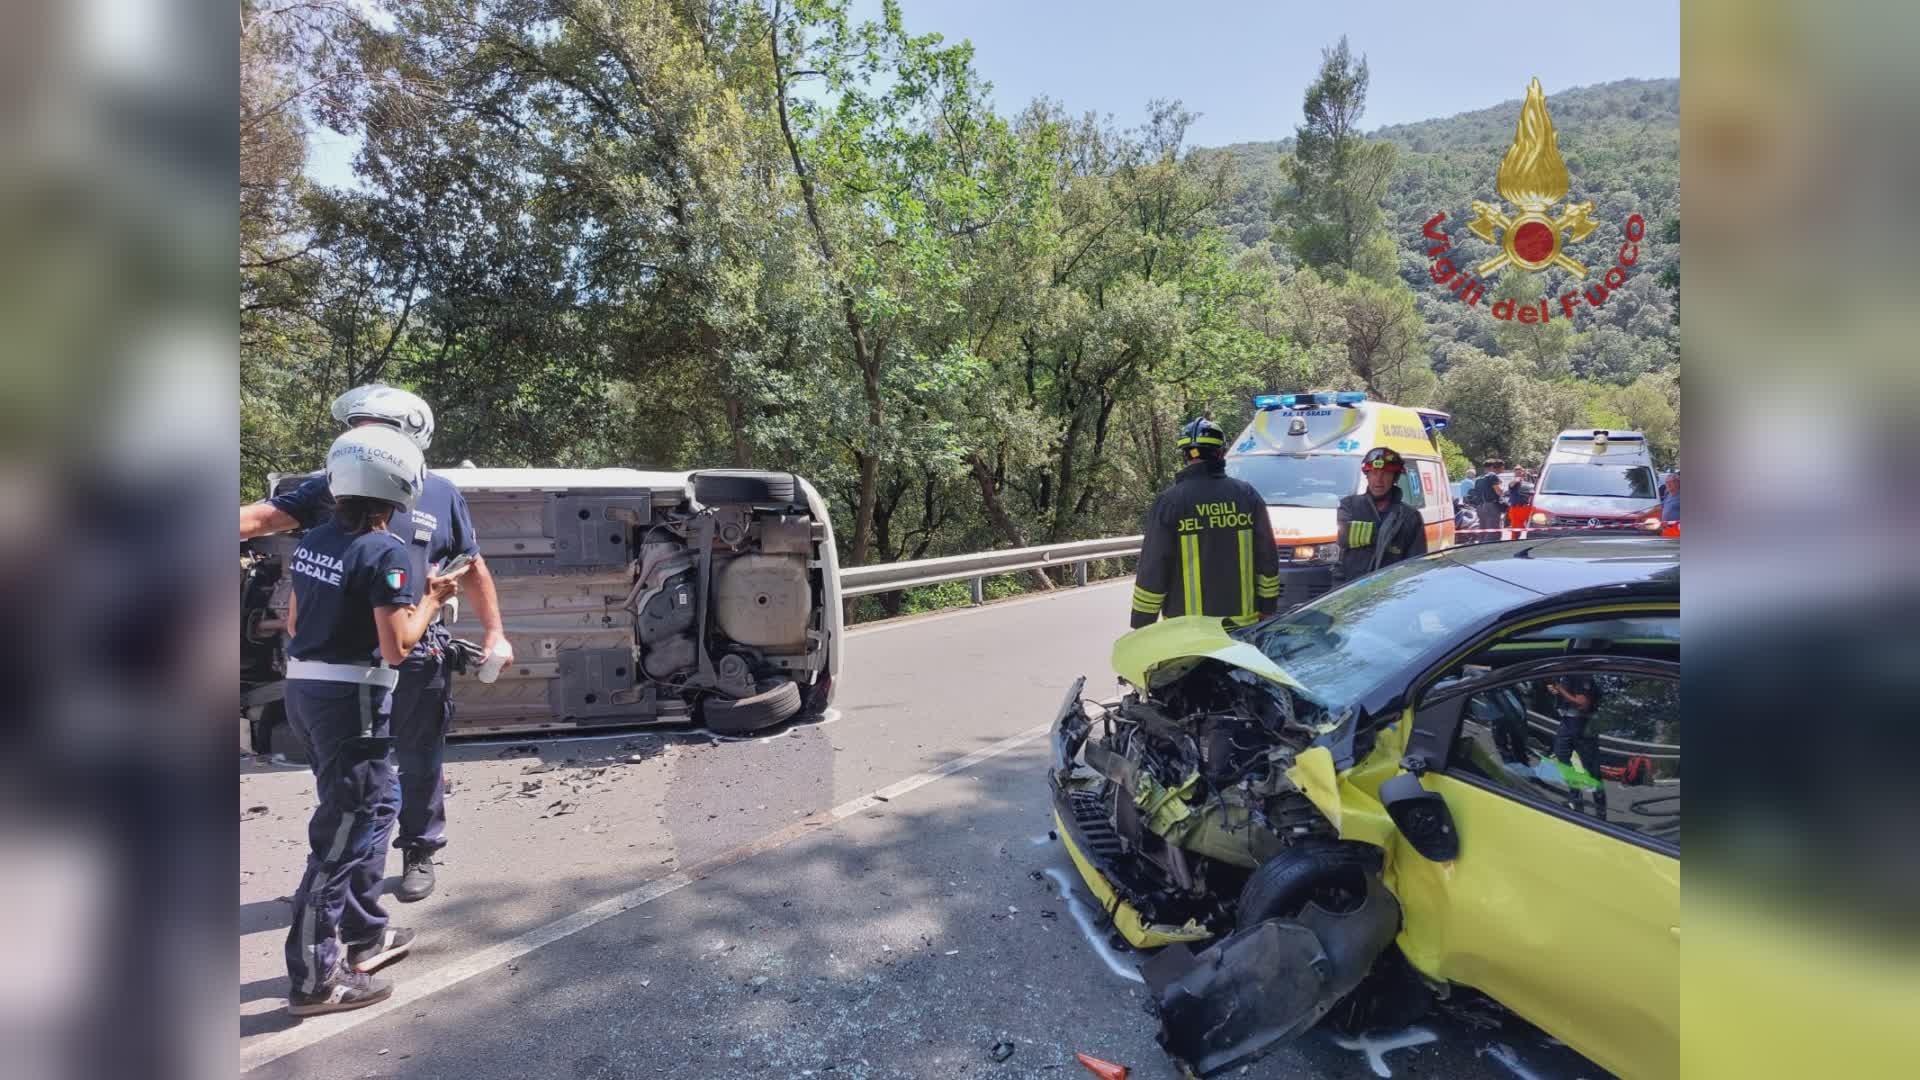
top-left (241, 3), bottom-right (1678, 602)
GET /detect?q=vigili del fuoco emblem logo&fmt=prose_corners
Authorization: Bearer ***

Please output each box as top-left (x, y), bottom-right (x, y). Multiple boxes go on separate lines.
top-left (1419, 78), bottom-right (1645, 321)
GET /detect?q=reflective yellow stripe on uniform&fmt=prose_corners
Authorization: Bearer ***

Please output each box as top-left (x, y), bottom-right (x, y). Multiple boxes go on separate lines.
top-left (1132, 586), bottom-right (1165, 614)
top-left (1257, 573), bottom-right (1280, 599)
top-left (1237, 528), bottom-right (1254, 619)
top-left (1350, 520), bottom-right (1374, 547)
top-left (1179, 533), bottom-right (1202, 616)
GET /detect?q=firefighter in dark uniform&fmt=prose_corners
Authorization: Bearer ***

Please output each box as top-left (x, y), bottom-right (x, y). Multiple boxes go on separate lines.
top-left (1130, 418), bottom-right (1281, 629)
top-left (1332, 447), bottom-right (1428, 584)
top-left (241, 384), bottom-right (505, 902)
top-left (282, 427), bottom-right (465, 1015)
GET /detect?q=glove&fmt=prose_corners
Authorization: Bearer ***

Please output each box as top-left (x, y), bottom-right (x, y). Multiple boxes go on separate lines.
top-left (445, 637), bottom-right (486, 675)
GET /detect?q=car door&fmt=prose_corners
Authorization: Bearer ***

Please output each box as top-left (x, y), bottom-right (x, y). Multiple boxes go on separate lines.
top-left (1391, 654), bottom-right (1680, 1080)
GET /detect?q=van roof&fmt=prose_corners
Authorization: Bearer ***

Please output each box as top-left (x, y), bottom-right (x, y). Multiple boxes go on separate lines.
top-left (1229, 397), bottom-right (1440, 460)
top-left (1545, 429), bottom-right (1653, 464)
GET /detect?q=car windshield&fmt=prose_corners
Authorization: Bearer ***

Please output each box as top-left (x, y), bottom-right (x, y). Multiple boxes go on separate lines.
top-left (1539, 463), bottom-right (1657, 499)
top-left (1226, 454), bottom-right (1360, 509)
top-left (1243, 557), bottom-right (1536, 711)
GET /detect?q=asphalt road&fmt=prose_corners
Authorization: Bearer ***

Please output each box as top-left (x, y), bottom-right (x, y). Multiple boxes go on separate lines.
top-left (238, 581), bottom-right (1606, 1080)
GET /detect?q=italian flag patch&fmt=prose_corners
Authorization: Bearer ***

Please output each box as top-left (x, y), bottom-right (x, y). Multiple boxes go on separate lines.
top-left (386, 568), bottom-right (408, 592)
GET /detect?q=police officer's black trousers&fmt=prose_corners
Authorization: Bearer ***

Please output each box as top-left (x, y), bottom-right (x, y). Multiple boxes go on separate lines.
top-left (283, 679), bottom-right (399, 994)
top-left (391, 650), bottom-right (453, 854)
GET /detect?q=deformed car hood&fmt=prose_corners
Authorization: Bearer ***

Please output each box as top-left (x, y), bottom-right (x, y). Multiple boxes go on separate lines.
top-left (1112, 616), bottom-right (1304, 692)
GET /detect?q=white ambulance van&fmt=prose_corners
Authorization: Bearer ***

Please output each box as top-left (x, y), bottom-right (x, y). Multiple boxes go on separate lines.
top-left (1224, 392), bottom-right (1455, 609)
top-left (1528, 429), bottom-right (1665, 534)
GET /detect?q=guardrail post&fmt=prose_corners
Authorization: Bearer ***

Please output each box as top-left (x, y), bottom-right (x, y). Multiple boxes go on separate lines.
top-left (970, 576), bottom-right (985, 606)
top-left (1076, 560), bottom-right (1089, 587)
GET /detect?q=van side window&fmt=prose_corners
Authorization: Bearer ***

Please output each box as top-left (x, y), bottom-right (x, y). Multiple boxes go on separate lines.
top-left (1416, 462), bottom-right (1444, 513)
top-left (1397, 467), bottom-right (1425, 509)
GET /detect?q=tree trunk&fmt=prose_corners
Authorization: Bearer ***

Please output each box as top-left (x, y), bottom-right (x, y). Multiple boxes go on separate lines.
top-left (970, 452), bottom-right (1053, 591)
top-left (723, 394), bottom-right (751, 466)
top-left (772, 2), bottom-right (881, 572)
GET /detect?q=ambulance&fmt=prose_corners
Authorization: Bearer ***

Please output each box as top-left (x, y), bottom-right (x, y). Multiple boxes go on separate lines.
top-left (1224, 392), bottom-right (1455, 609)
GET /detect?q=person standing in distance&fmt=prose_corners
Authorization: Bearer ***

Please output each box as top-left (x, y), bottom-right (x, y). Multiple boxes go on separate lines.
top-left (1332, 447), bottom-right (1428, 584)
top-left (241, 384), bottom-right (508, 901)
top-left (283, 427), bottom-right (467, 1014)
top-left (1130, 418), bottom-right (1281, 629)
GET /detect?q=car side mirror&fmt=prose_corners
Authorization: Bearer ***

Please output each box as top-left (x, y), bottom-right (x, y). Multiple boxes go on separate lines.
top-left (1381, 772), bottom-right (1459, 861)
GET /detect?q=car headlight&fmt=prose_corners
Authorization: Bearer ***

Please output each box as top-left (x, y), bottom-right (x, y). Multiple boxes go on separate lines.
top-left (1282, 542), bottom-right (1340, 563)
top-left (1530, 511), bottom-right (1550, 527)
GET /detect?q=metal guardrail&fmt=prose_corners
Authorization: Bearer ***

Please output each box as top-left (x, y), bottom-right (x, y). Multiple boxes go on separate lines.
top-left (840, 535), bottom-right (1144, 604)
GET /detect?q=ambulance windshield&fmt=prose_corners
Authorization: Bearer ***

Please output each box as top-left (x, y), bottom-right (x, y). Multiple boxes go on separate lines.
top-left (1226, 454), bottom-right (1362, 509)
top-left (1540, 463), bottom-right (1659, 499)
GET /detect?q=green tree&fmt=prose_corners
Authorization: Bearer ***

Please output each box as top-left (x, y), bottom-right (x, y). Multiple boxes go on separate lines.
top-left (1274, 37), bottom-right (1399, 281)
top-left (1491, 274), bottom-right (1576, 378)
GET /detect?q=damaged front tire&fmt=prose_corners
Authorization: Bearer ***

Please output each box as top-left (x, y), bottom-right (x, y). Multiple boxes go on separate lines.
top-left (1148, 848), bottom-right (1402, 1077)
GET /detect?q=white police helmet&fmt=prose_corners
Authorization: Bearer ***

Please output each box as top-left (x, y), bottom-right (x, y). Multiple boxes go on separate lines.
top-left (326, 425), bottom-right (425, 512)
top-left (329, 383), bottom-right (435, 450)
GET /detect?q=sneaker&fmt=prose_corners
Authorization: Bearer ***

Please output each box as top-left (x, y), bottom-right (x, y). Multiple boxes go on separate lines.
top-left (287, 970), bottom-right (392, 1016)
top-left (395, 850), bottom-right (436, 902)
top-left (347, 926), bottom-right (416, 974)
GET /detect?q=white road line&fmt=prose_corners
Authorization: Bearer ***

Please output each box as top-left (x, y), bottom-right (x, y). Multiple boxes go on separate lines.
top-left (240, 718), bottom-right (1056, 1072)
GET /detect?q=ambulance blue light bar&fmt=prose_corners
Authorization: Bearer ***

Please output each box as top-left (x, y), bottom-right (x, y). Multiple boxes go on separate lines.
top-left (1253, 392), bottom-right (1367, 410)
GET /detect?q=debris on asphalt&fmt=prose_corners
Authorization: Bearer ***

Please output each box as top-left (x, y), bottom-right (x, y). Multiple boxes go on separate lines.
top-left (1074, 1052), bottom-right (1129, 1079)
top-left (246, 805), bottom-right (269, 814)
top-left (871, 794), bottom-right (889, 802)
top-left (1040, 909), bottom-right (1059, 920)
top-left (989, 1040), bottom-right (1017, 1063)
top-left (1028, 870), bottom-right (1046, 882)
top-left (749, 975), bottom-right (769, 992)
top-left (519, 780), bottom-right (543, 795)
top-left (639, 979), bottom-right (651, 988)
top-left (625, 754), bottom-right (646, 764)
top-left (1008, 905), bottom-right (1021, 914)
top-left (944, 949), bottom-right (961, 956)
top-left (377, 1049), bottom-right (389, 1056)
top-left (542, 800), bottom-right (576, 818)
top-left (497, 744), bottom-right (539, 758)
top-left (522, 762), bottom-right (555, 775)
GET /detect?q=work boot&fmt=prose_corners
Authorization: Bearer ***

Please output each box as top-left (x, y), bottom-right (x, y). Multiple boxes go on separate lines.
top-left (346, 926), bottom-right (416, 974)
top-left (287, 970), bottom-right (393, 1016)
top-left (395, 849), bottom-right (436, 902)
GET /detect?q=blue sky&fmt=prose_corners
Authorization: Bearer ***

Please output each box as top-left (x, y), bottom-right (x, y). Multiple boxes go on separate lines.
top-left (305, 0), bottom-right (1679, 189)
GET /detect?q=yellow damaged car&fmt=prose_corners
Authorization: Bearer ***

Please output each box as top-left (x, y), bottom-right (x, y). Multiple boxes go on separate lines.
top-left (1048, 535), bottom-right (1679, 1078)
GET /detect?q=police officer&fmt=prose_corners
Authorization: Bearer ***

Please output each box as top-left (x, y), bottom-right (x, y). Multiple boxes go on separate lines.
top-left (1332, 447), bottom-right (1428, 583)
top-left (242, 384), bottom-right (509, 902)
top-left (1131, 418), bottom-right (1281, 629)
top-left (284, 427), bottom-right (466, 1014)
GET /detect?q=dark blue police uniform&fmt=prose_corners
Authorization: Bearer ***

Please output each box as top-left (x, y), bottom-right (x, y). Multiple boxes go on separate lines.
top-left (281, 520), bottom-right (415, 995)
top-left (273, 472), bottom-right (478, 856)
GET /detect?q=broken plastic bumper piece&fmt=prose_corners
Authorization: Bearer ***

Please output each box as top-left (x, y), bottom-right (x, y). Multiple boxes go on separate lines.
top-left (1147, 876), bottom-right (1402, 1077)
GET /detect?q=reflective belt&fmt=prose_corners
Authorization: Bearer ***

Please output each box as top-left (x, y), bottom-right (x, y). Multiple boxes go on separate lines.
top-left (1179, 534), bottom-right (1202, 616)
top-left (286, 659), bottom-right (400, 689)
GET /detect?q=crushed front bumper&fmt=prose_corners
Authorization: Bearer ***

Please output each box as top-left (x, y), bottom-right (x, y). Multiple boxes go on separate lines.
top-left (1047, 678), bottom-right (1214, 950)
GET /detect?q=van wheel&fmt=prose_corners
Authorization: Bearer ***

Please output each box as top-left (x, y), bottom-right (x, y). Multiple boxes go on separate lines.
top-left (702, 679), bottom-right (803, 735)
top-left (695, 470), bottom-right (797, 506)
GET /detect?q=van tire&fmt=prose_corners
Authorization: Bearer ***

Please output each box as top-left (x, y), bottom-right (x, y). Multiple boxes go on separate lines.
top-left (694, 470), bottom-right (796, 506)
top-left (702, 679), bottom-right (803, 734)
